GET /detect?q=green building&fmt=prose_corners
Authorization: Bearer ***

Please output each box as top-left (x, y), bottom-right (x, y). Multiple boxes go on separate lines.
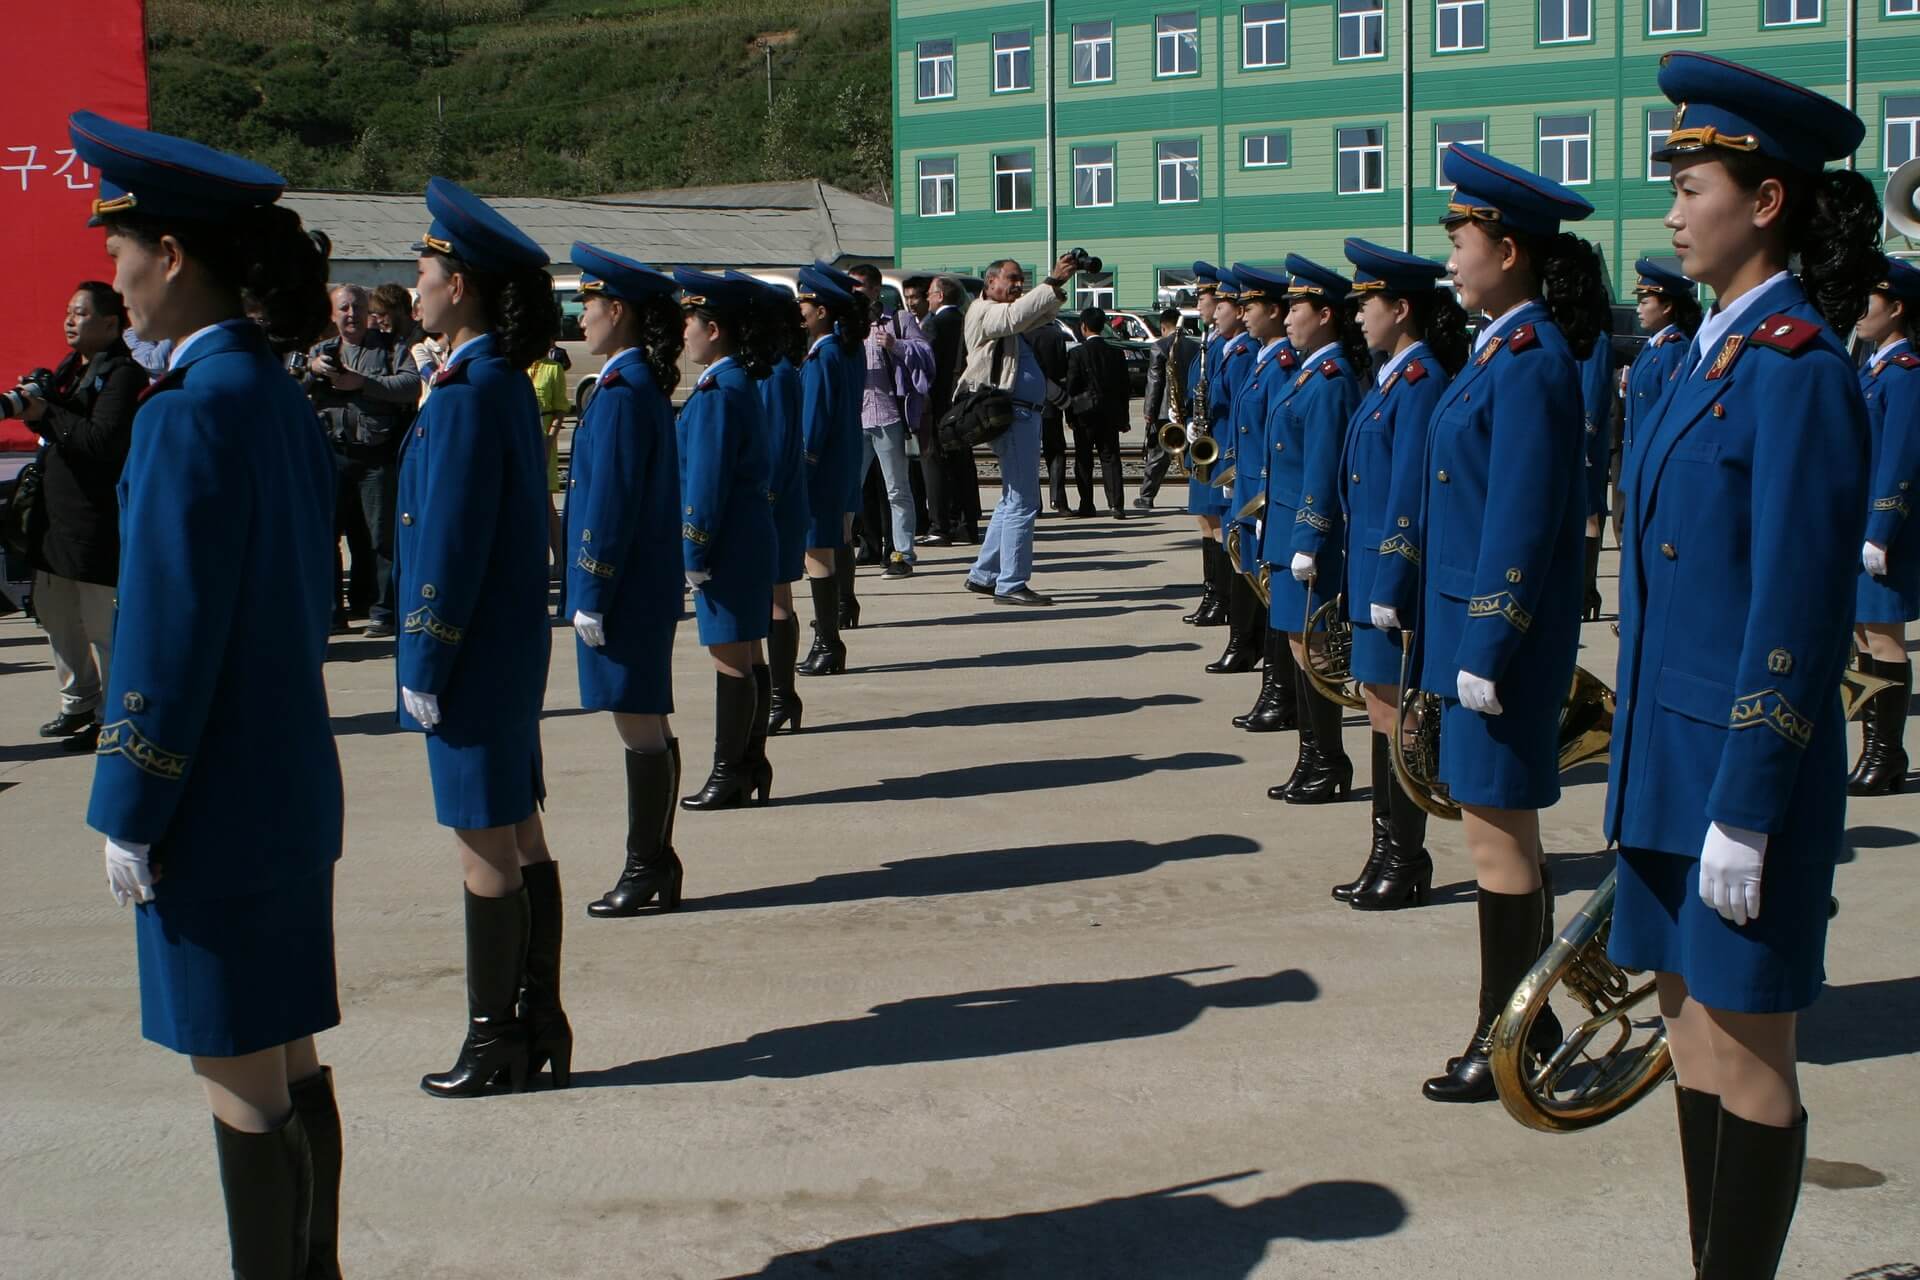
top-left (891, 0), bottom-right (1920, 308)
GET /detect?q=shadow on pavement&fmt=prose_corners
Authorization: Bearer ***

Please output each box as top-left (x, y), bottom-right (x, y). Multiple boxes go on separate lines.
top-left (1802, 976), bottom-right (1920, 1065)
top-left (573, 966), bottom-right (1318, 1087)
top-left (861, 642), bottom-right (1200, 676)
top-left (1848, 824), bottom-right (1919, 851)
top-left (780, 751), bottom-right (1241, 806)
top-left (864, 603), bottom-right (1178, 630)
top-left (808, 693), bottom-right (1199, 735)
top-left (723, 1174), bottom-right (1408, 1279)
top-left (689, 832), bottom-right (1260, 912)
top-left (1429, 848), bottom-right (1614, 908)
top-left (1024, 557), bottom-right (1162, 573)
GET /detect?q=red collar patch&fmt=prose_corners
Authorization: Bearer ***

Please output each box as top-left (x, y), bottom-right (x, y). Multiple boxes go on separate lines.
top-left (1747, 313), bottom-right (1821, 356)
top-left (1891, 352), bottom-right (1920, 370)
top-left (1277, 348), bottom-right (1297, 370)
top-left (1319, 359), bottom-right (1343, 379)
top-left (1402, 358), bottom-right (1427, 383)
top-left (1506, 323), bottom-right (1538, 354)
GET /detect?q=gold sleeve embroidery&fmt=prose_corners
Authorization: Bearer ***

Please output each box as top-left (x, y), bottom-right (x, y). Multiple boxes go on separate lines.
top-left (575, 549), bottom-right (615, 579)
top-left (1379, 533), bottom-right (1420, 565)
top-left (404, 606), bottom-right (464, 646)
top-left (1467, 591), bottom-right (1532, 634)
top-left (1729, 689), bottom-right (1812, 749)
top-left (96, 720), bottom-right (188, 781)
top-left (681, 522), bottom-right (711, 547)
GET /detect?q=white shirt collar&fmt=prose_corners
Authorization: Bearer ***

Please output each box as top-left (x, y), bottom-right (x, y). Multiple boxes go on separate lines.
top-left (808, 334), bottom-right (835, 357)
top-left (1300, 341), bottom-right (1341, 370)
top-left (1255, 337), bottom-right (1287, 367)
top-left (446, 332), bottom-right (492, 367)
top-left (701, 355), bottom-right (736, 383)
top-left (1691, 270), bottom-right (1793, 369)
top-left (602, 347), bottom-right (640, 375)
top-left (1870, 336), bottom-right (1911, 371)
top-left (1473, 298), bottom-right (1538, 355)
top-left (1222, 331), bottom-right (1250, 353)
top-left (168, 318), bottom-right (249, 370)
top-left (1377, 341), bottom-right (1427, 387)
top-left (1649, 323), bottom-right (1680, 347)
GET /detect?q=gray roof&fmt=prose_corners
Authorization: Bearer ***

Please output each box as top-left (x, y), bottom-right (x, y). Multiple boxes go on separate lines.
top-left (281, 180), bottom-right (892, 272)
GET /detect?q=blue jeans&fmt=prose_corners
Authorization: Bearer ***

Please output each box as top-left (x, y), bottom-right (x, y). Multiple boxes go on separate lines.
top-left (861, 422), bottom-right (916, 563)
top-left (969, 410), bottom-right (1041, 593)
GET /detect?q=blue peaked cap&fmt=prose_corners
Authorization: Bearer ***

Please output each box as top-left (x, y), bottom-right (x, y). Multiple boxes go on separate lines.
top-left (1441, 144), bottom-right (1594, 236)
top-left (811, 260), bottom-right (863, 295)
top-left (1654, 51), bottom-right (1864, 174)
top-left (68, 110), bottom-right (285, 227)
top-left (1880, 258), bottom-right (1920, 306)
top-left (1192, 260), bottom-right (1221, 285)
top-left (673, 266), bottom-right (759, 313)
top-left (1228, 263), bottom-right (1289, 305)
top-left (794, 267), bottom-right (856, 310)
top-left (417, 177), bottom-right (549, 272)
top-left (1633, 257), bottom-right (1695, 298)
top-left (571, 242), bottom-right (675, 303)
top-left (1283, 254), bottom-right (1352, 304)
top-left (1212, 269), bottom-right (1245, 302)
top-left (1344, 239), bottom-right (1447, 295)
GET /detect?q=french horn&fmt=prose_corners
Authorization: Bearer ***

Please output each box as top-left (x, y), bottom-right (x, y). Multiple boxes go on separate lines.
top-left (1301, 594), bottom-right (1366, 709)
top-left (1222, 524), bottom-right (1271, 608)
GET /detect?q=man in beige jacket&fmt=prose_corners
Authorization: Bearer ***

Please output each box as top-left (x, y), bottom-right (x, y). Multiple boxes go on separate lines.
top-left (961, 252), bottom-right (1080, 605)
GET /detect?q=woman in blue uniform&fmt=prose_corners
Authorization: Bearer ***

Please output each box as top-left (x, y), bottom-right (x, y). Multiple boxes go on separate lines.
top-left (795, 269), bottom-right (869, 677)
top-left (1578, 300), bottom-right (1617, 621)
top-left (1256, 256), bottom-right (1364, 804)
top-left (1418, 145), bottom-right (1608, 1104)
top-left (1619, 258), bottom-right (1701, 495)
top-left (672, 268), bottom-right (778, 809)
top-left (70, 110), bottom-right (345, 1273)
top-left (1333, 239), bottom-right (1468, 910)
top-left (1604, 53), bottom-right (1879, 1277)
top-left (1846, 260), bottom-right (1920, 795)
top-left (1205, 276), bottom-right (1271, 680)
top-left (1182, 267), bottom-right (1230, 627)
top-left (400, 178), bottom-right (566, 1099)
top-left (562, 243), bottom-right (688, 920)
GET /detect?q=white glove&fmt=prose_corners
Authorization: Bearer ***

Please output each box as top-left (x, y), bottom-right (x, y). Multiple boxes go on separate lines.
top-left (1290, 551), bottom-right (1315, 582)
top-left (1254, 518), bottom-right (1263, 541)
top-left (105, 838), bottom-right (155, 906)
top-left (1698, 822), bottom-right (1767, 926)
top-left (686, 569), bottom-right (711, 591)
top-left (402, 686), bottom-right (442, 730)
top-left (1457, 669), bottom-right (1503, 715)
top-left (1864, 541), bottom-right (1888, 577)
top-left (1371, 603), bottom-right (1401, 630)
top-left (572, 609), bottom-right (606, 648)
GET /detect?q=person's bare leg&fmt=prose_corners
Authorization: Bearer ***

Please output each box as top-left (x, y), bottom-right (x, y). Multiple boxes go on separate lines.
top-left (1460, 805), bottom-right (1541, 895)
top-left (614, 711), bottom-right (668, 753)
top-left (455, 825), bottom-right (524, 898)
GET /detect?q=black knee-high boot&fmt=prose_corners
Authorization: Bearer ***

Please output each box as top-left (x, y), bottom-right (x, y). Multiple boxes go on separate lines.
top-left (682, 671), bottom-right (763, 810)
top-left (287, 1068), bottom-right (340, 1280)
top-left (1675, 1085), bottom-right (1721, 1273)
top-left (421, 886), bottom-right (532, 1098)
top-left (1285, 671), bottom-right (1354, 805)
top-left (1206, 574), bottom-right (1260, 673)
top-left (1846, 651), bottom-right (1877, 787)
top-left (1236, 628), bottom-right (1296, 731)
top-left (1185, 539), bottom-right (1220, 624)
top-left (1333, 733), bottom-right (1394, 900)
top-left (519, 861), bottom-right (572, 1088)
top-left (1583, 534), bottom-right (1603, 621)
top-left (213, 1109), bottom-right (313, 1279)
top-left (767, 614), bottom-right (804, 732)
top-left (589, 747), bottom-right (682, 917)
top-left (835, 546), bottom-right (861, 629)
top-left (745, 661), bottom-right (773, 797)
top-left (1353, 743), bottom-right (1434, 911)
top-left (1698, 1109), bottom-right (1808, 1280)
top-left (798, 574), bottom-right (846, 676)
top-left (1269, 665), bottom-right (1317, 800)
top-left (1198, 536), bottom-right (1233, 626)
top-left (1421, 885), bottom-right (1559, 1103)
top-left (1850, 656), bottom-right (1910, 795)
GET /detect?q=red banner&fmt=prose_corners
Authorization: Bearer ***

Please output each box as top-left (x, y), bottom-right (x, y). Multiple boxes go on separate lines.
top-left (0, 3), bottom-right (148, 450)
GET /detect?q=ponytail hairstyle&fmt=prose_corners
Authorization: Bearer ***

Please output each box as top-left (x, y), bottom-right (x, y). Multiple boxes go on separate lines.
top-left (101, 204), bottom-right (330, 353)
top-left (632, 293), bottom-right (684, 398)
top-left (430, 256), bottom-right (558, 369)
top-left (1668, 290), bottom-right (1704, 338)
top-left (689, 304), bottom-right (770, 379)
top-left (1406, 285), bottom-right (1472, 374)
top-left (740, 290), bottom-right (805, 376)
top-left (1718, 152), bottom-right (1882, 336)
top-left (1334, 298), bottom-right (1373, 376)
top-left (1503, 228), bottom-right (1609, 360)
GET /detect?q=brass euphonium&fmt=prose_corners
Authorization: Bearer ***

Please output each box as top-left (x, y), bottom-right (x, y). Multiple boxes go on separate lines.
top-left (1301, 593), bottom-right (1366, 709)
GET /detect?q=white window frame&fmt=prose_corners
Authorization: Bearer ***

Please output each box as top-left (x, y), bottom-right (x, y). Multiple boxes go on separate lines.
top-left (1647, 107), bottom-right (1676, 181)
top-left (1337, 126), bottom-right (1387, 194)
top-left (1338, 0), bottom-right (1387, 60)
top-left (916, 40), bottom-right (955, 101)
top-left (1244, 131), bottom-right (1291, 167)
top-left (1434, 120), bottom-right (1485, 189)
top-left (1436, 0), bottom-right (1486, 50)
top-left (1648, 0), bottom-right (1703, 33)
top-left (1072, 21), bottom-right (1115, 84)
top-left (1891, 0), bottom-right (1919, 14)
top-left (1075, 273), bottom-right (1117, 310)
top-left (1242, 3), bottom-right (1289, 68)
top-left (1539, 0), bottom-right (1593, 42)
top-left (1538, 114), bottom-right (1593, 186)
top-left (1762, 0), bottom-right (1820, 22)
top-left (1158, 139), bottom-right (1201, 204)
top-left (1158, 268), bottom-right (1200, 308)
top-left (917, 157), bottom-right (956, 217)
top-left (1073, 145), bottom-right (1116, 208)
top-left (992, 31), bottom-right (1032, 93)
top-left (993, 152), bottom-right (1034, 213)
top-left (1156, 12), bottom-right (1201, 77)
top-left (1887, 96), bottom-right (1920, 171)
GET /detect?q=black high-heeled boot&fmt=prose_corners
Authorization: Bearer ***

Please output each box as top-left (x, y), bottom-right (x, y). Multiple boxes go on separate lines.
top-left (212, 1109), bottom-right (313, 1279)
top-left (1198, 537), bottom-right (1233, 626)
top-left (1184, 540), bottom-right (1219, 624)
top-left (589, 747), bottom-right (684, 917)
top-left (1285, 673), bottom-right (1353, 805)
top-left (1205, 574), bottom-right (1260, 673)
top-left (1352, 756), bottom-right (1434, 911)
top-left (682, 671), bottom-right (761, 810)
top-left (1334, 734), bottom-right (1395, 901)
top-left (287, 1067), bottom-right (341, 1280)
top-left (422, 887), bottom-right (532, 1098)
top-left (746, 662), bottom-right (774, 801)
top-left (1845, 652), bottom-right (1878, 788)
top-left (798, 574), bottom-right (846, 677)
top-left (519, 861), bottom-right (572, 1089)
top-left (1582, 535), bottom-right (1602, 621)
top-left (767, 614), bottom-right (804, 733)
top-left (1675, 1086), bottom-right (1721, 1274)
top-left (1698, 1108), bottom-right (1808, 1280)
top-left (1850, 656), bottom-right (1910, 796)
top-left (1269, 666), bottom-right (1317, 800)
top-left (1233, 630), bottom-right (1284, 729)
top-left (1422, 885), bottom-right (1558, 1103)
top-left (1253, 635), bottom-right (1298, 730)
top-left (836, 549), bottom-right (861, 629)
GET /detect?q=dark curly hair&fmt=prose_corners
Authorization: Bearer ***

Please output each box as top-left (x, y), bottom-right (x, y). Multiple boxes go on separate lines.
top-left (101, 204), bottom-right (329, 353)
top-left (1405, 286), bottom-right (1472, 375)
top-left (1718, 153), bottom-right (1882, 336)
top-left (1511, 229), bottom-right (1609, 360)
top-left (431, 254), bottom-right (559, 369)
top-left (742, 289), bottom-right (806, 373)
top-left (1669, 291), bottom-right (1704, 337)
top-left (832, 296), bottom-right (870, 355)
top-left (630, 294), bottom-right (684, 397)
top-left (689, 304), bottom-right (770, 379)
top-left (1333, 299), bottom-right (1373, 376)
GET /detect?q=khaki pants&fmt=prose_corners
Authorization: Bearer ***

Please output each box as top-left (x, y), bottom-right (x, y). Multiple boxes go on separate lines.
top-left (34, 571), bottom-right (115, 717)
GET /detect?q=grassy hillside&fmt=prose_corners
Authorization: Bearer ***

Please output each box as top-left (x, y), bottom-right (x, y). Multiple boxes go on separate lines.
top-left (146, 0), bottom-right (892, 197)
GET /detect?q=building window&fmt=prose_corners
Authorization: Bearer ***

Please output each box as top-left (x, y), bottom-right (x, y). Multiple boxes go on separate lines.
top-left (1072, 21), bottom-right (1115, 83)
top-left (1156, 12), bottom-right (1201, 76)
top-left (1538, 114), bottom-right (1592, 185)
top-left (1435, 120), bottom-right (1484, 189)
top-left (916, 40), bottom-right (955, 101)
top-left (1647, 108), bottom-right (1676, 180)
top-left (918, 158), bottom-right (956, 216)
top-left (1762, 0), bottom-right (1819, 21)
top-left (993, 31), bottom-right (1032, 92)
top-left (1243, 2), bottom-right (1289, 67)
top-left (1076, 272), bottom-right (1117, 310)
top-left (1073, 146), bottom-right (1116, 207)
top-left (1339, 0), bottom-right (1387, 59)
top-left (1539, 0), bottom-right (1592, 41)
top-left (1244, 131), bottom-right (1292, 167)
top-left (1888, 95), bottom-right (1920, 170)
top-left (1892, 0), bottom-right (1919, 14)
top-left (1436, 0), bottom-right (1486, 49)
top-left (1648, 0), bottom-right (1703, 32)
top-left (1158, 139), bottom-right (1201, 203)
top-left (1158, 268), bottom-right (1201, 307)
top-left (1337, 126), bottom-right (1386, 194)
top-left (993, 152), bottom-right (1034, 213)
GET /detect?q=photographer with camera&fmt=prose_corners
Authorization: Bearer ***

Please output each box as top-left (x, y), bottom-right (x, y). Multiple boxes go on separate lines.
top-left (300, 283), bottom-right (421, 637)
top-left (8, 281), bottom-right (143, 750)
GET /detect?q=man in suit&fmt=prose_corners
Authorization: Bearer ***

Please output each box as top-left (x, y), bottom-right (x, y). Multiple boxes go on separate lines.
top-left (1029, 313), bottom-right (1072, 513)
top-left (1065, 308), bottom-right (1134, 517)
top-left (917, 276), bottom-right (975, 545)
top-left (1139, 306), bottom-right (1198, 509)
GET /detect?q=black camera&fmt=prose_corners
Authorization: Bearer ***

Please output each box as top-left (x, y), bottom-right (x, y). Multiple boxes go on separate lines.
top-left (1066, 246), bottom-right (1103, 275)
top-left (287, 350), bottom-right (312, 376)
top-left (0, 369), bottom-right (55, 422)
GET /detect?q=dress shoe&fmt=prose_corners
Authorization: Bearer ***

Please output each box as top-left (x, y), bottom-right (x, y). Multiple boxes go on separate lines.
top-left (63, 725), bottom-right (101, 752)
top-left (994, 587), bottom-right (1054, 606)
top-left (1131, 497), bottom-right (1153, 510)
top-left (362, 619), bottom-right (395, 638)
top-left (915, 532), bottom-right (951, 547)
top-left (1110, 508), bottom-right (1127, 520)
top-left (39, 710), bottom-right (95, 739)
top-left (965, 577), bottom-right (994, 595)
top-left (882, 555), bottom-right (913, 579)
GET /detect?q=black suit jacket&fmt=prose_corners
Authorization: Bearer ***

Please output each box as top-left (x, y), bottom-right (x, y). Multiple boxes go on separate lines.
top-left (1065, 335), bottom-right (1132, 433)
top-left (925, 304), bottom-right (965, 422)
top-left (27, 340), bottom-right (143, 586)
top-left (1144, 332), bottom-right (1198, 425)
top-left (1027, 323), bottom-right (1070, 426)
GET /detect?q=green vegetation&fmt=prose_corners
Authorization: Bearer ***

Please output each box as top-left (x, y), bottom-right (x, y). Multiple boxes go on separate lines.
top-left (147, 0), bottom-right (892, 197)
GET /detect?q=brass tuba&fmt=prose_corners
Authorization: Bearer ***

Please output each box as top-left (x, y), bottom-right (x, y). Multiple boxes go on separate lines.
top-left (1301, 594), bottom-right (1366, 709)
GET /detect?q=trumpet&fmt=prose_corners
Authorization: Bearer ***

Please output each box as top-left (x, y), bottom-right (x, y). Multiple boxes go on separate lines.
top-left (1301, 593), bottom-right (1365, 709)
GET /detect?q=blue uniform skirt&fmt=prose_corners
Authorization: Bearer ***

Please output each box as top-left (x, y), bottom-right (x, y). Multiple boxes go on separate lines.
top-left (1855, 560), bottom-right (1920, 624)
top-left (1438, 695), bottom-right (1562, 810)
top-left (426, 723), bottom-right (546, 830)
top-left (805, 460), bottom-right (846, 550)
top-left (1610, 846), bottom-right (1834, 1014)
top-left (576, 621), bottom-right (676, 714)
top-left (694, 570), bottom-right (774, 646)
top-left (1187, 475), bottom-right (1229, 516)
top-left (136, 865), bottom-right (340, 1057)
top-left (1267, 547), bottom-right (1343, 633)
top-left (772, 491), bottom-right (809, 584)
top-left (1348, 621), bottom-right (1401, 687)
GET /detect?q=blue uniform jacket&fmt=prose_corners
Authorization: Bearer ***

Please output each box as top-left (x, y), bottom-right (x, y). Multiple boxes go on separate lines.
top-left (678, 356), bottom-right (775, 645)
top-left (1258, 349), bottom-right (1358, 567)
top-left (395, 334), bottom-right (552, 740)
top-left (831, 332), bottom-right (866, 515)
top-left (1863, 341), bottom-right (1920, 555)
top-left (759, 355), bottom-right (810, 572)
top-left (801, 336), bottom-right (857, 539)
top-left (1347, 345), bottom-right (1451, 625)
top-left (88, 321), bottom-right (343, 901)
top-left (1580, 336), bottom-right (1616, 518)
top-left (1211, 334), bottom-right (1265, 552)
top-left (1622, 326), bottom-right (1689, 474)
top-left (1606, 275), bottom-right (1869, 859)
top-left (1418, 303), bottom-right (1585, 696)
